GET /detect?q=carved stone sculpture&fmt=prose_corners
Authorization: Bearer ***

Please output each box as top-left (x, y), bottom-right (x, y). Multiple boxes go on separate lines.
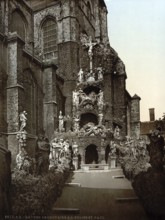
top-left (59, 111), bottom-right (64, 132)
top-left (77, 68), bottom-right (84, 83)
top-left (16, 147), bottom-right (33, 173)
top-left (98, 112), bottom-right (103, 125)
top-left (72, 141), bottom-right (79, 157)
top-left (97, 67), bottom-right (103, 80)
top-left (63, 139), bottom-right (70, 157)
top-left (51, 138), bottom-right (60, 161)
top-left (88, 91), bottom-right (97, 103)
top-left (74, 114), bottom-right (80, 132)
top-left (19, 111), bottom-right (27, 131)
top-left (114, 126), bottom-right (120, 139)
top-left (16, 147), bottom-right (27, 170)
top-left (110, 141), bottom-right (117, 157)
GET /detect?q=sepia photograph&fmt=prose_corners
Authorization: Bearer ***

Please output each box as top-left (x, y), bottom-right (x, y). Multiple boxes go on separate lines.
top-left (0, 0), bottom-right (165, 220)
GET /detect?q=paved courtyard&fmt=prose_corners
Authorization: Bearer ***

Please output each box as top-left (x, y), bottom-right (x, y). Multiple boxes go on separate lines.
top-left (51, 168), bottom-right (148, 220)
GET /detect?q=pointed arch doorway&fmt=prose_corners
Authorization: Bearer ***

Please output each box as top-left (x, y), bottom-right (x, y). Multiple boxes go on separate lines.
top-left (85, 144), bottom-right (98, 164)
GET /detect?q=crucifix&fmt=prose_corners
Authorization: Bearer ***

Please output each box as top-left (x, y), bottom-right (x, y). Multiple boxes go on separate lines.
top-left (85, 36), bottom-right (97, 74)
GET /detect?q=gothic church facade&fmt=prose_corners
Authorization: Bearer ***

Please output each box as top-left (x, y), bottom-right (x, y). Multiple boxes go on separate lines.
top-left (0, 0), bottom-right (140, 161)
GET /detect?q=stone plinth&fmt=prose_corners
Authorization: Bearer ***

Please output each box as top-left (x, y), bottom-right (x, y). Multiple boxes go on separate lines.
top-left (110, 156), bottom-right (116, 169)
top-left (73, 157), bottom-right (79, 170)
top-left (81, 165), bottom-right (89, 171)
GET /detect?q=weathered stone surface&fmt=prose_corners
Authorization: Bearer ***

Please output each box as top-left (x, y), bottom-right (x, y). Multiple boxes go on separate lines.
top-left (0, 0), bottom-right (140, 171)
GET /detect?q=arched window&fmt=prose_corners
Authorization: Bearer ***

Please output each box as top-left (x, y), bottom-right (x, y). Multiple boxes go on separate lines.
top-left (11, 10), bottom-right (26, 41)
top-left (23, 70), bottom-right (37, 134)
top-left (42, 18), bottom-right (57, 60)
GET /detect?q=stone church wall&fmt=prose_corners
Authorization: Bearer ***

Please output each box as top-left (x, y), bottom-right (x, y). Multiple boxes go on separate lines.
top-left (0, 0), bottom-right (141, 167)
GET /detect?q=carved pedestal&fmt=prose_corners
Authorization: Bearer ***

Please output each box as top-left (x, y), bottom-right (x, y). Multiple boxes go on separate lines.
top-left (110, 156), bottom-right (116, 169)
top-left (73, 156), bottom-right (79, 170)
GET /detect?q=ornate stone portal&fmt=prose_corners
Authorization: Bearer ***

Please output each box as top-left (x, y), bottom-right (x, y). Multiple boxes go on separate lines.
top-left (50, 37), bottom-right (121, 170)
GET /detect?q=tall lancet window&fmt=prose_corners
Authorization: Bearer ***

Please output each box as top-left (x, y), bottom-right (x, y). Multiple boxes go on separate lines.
top-left (11, 10), bottom-right (26, 41)
top-left (42, 18), bottom-right (57, 60)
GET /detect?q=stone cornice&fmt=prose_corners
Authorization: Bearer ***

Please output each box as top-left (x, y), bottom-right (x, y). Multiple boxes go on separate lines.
top-left (6, 84), bottom-right (24, 90)
top-left (7, 33), bottom-right (25, 45)
top-left (43, 62), bottom-right (58, 70)
top-left (23, 49), bottom-right (43, 67)
top-left (32, 1), bottom-right (61, 13)
top-left (44, 101), bottom-right (57, 105)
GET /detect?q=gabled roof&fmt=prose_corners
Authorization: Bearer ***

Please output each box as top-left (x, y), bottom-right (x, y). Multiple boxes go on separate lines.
top-left (132, 94), bottom-right (141, 100)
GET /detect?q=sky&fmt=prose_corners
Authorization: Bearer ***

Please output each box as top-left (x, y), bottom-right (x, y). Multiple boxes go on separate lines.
top-left (104, 0), bottom-right (165, 121)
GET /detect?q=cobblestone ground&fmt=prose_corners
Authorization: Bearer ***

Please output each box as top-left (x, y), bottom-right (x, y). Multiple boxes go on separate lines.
top-left (51, 168), bottom-right (148, 220)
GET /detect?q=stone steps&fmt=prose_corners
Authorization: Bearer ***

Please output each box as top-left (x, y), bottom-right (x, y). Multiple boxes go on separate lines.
top-left (112, 175), bottom-right (125, 179)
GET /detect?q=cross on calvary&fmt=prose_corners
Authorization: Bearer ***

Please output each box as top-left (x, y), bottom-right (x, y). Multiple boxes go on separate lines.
top-left (85, 36), bottom-right (97, 74)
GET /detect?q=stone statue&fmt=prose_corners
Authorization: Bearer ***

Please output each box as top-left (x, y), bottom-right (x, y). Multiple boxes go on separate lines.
top-left (85, 36), bottom-right (97, 59)
top-left (114, 126), bottom-right (120, 139)
top-left (16, 131), bottom-right (27, 151)
top-left (125, 136), bottom-right (136, 158)
top-left (35, 134), bottom-right (50, 175)
top-left (79, 89), bottom-right (89, 104)
top-left (83, 122), bottom-right (98, 136)
top-left (19, 111), bottom-right (27, 131)
top-left (77, 68), bottom-right (84, 83)
top-left (88, 91), bottom-right (97, 103)
top-left (72, 141), bottom-right (79, 157)
top-left (97, 67), bottom-right (103, 80)
top-left (63, 139), bottom-right (70, 157)
top-left (58, 138), bottom-right (65, 158)
top-left (87, 73), bottom-right (95, 82)
top-left (74, 114), bottom-right (80, 132)
top-left (110, 141), bottom-right (117, 157)
top-left (98, 112), bottom-right (103, 125)
top-left (83, 36), bottom-right (97, 74)
top-left (16, 147), bottom-right (33, 173)
top-left (51, 138), bottom-right (60, 161)
top-left (16, 147), bottom-right (27, 170)
top-left (59, 111), bottom-right (64, 132)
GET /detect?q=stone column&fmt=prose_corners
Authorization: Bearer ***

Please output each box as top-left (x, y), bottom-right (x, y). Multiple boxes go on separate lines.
top-left (7, 34), bottom-right (25, 166)
top-left (99, 139), bottom-right (106, 164)
top-left (79, 148), bottom-right (85, 165)
top-left (43, 64), bottom-right (58, 139)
